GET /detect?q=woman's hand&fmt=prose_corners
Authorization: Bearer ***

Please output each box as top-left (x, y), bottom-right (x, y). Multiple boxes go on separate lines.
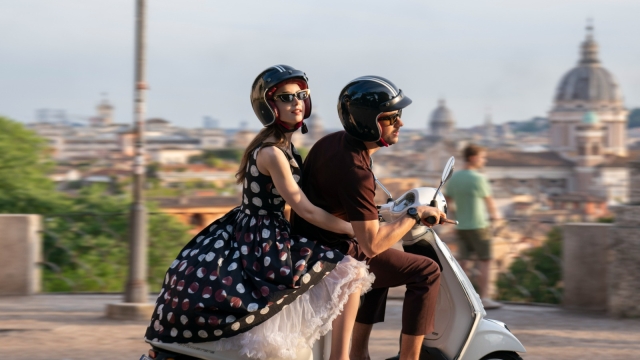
top-left (341, 220), bottom-right (355, 238)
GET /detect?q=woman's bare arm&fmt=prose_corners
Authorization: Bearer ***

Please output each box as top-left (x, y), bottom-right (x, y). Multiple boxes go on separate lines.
top-left (256, 146), bottom-right (354, 237)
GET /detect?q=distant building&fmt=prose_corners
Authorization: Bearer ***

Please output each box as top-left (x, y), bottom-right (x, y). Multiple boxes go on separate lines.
top-left (483, 112), bottom-right (496, 147)
top-left (91, 97), bottom-right (114, 127)
top-left (291, 113), bottom-right (325, 149)
top-left (232, 128), bottom-right (258, 149)
top-left (152, 196), bottom-right (239, 234)
top-left (374, 24), bottom-right (632, 209)
top-left (428, 99), bottom-right (456, 139)
top-left (156, 164), bottom-right (236, 187)
top-left (549, 24), bottom-right (627, 158)
top-left (149, 148), bottom-right (203, 165)
top-left (195, 128), bottom-right (227, 150)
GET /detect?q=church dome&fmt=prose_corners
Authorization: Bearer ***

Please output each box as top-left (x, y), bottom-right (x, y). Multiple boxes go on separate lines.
top-left (555, 25), bottom-right (622, 103)
top-left (429, 99), bottom-right (455, 125)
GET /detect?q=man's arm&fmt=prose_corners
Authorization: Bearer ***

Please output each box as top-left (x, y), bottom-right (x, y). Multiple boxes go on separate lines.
top-left (484, 196), bottom-right (500, 221)
top-left (352, 206), bottom-right (445, 258)
top-left (479, 175), bottom-right (499, 221)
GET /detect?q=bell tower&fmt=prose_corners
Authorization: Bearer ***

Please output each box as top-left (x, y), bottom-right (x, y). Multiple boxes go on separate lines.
top-left (574, 111), bottom-right (605, 193)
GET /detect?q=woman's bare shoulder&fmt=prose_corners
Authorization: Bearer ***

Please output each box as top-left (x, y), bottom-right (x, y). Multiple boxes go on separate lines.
top-left (256, 144), bottom-right (287, 164)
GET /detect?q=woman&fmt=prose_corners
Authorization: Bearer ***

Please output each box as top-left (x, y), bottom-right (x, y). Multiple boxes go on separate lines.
top-left (145, 65), bottom-right (374, 360)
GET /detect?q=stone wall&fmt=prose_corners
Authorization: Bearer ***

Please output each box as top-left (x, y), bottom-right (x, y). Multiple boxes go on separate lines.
top-left (562, 223), bottom-right (612, 311)
top-left (609, 205), bottom-right (640, 317)
top-left (0, 215), bottom-right (42, 295)
top-left (629, 160), bottom-right (640, 204)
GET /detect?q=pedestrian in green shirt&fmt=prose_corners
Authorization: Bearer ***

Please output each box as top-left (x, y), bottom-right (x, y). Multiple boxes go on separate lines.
top-left (445, 144), bottom-right (502, 309)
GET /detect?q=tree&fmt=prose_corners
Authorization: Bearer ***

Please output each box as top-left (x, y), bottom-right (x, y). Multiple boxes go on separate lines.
top-left (496, 227), bottom-right (563, 304)
top-left (0, 117), bottom-right (66, 214)
top-left (628, 108), bottom-right (640, 129)
top-left (42, 184), bottom-right (192, 292)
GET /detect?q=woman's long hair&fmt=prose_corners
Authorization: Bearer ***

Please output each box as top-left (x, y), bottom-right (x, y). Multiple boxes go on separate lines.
top-left (235, 124), bottom-right (288, 184)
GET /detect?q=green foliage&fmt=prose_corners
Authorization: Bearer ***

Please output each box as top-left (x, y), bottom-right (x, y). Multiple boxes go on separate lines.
top-left (628, 108), bottom-right (640, 129)
top-left (202, 148), bottom-right (244, 163)
top-left (146, 162), bottom-right (161, 179)
top-left (296, 146), bottom-right (310, 161)
top-left (42, 184), bottom-right (191, 292)
top-left (0, 116), bottom-right (66, 213)
top-left (496, 227), bottom-right (563, 304)
top-left (205, 157), bottom-right (224, 168)
top-left (146, 186), bottom-right (182, 197)
top-left (0, 118), bottom-right (191, 292)
top-left (597, 216), bottom-right (615, 223)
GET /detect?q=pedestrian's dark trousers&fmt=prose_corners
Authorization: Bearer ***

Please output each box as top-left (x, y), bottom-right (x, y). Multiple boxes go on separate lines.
top-left (338, 239), bottom-right (441, 336)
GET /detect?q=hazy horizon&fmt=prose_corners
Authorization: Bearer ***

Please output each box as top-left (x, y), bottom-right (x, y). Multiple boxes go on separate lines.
top-left (2, 0), bottom-right (639, 130)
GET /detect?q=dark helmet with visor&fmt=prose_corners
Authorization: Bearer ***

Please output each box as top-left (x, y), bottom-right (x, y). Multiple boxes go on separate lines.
top-left (251, 65), bottom-right (312, 127)
top-left (337, 76), bottom-right (412, 142)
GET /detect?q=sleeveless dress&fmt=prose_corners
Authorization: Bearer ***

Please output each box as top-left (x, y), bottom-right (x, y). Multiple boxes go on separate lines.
top-left (144, 143), bottom-right (374, 359)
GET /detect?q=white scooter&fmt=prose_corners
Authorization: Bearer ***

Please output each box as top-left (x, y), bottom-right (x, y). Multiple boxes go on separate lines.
top-left (376, 156), bottom-right (525, 360)
top-left (141, 157), bottom-right (525, 360)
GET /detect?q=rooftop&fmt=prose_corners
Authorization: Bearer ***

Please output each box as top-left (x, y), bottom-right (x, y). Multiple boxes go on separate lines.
top-left (487, 150), bottom-right (575, 167)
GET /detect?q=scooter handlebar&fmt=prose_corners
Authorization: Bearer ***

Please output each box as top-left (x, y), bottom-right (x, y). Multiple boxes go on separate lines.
top-left (425, 216), bottom-right (458, 225)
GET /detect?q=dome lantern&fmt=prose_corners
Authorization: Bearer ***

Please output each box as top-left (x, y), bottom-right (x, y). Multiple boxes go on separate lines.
top-left (579, 21), bottom-right (600, 65)
top-left (554, 22), bottom-right (622, 104)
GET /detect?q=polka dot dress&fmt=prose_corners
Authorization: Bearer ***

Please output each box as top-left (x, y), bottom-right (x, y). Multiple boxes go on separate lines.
top-left (145, 144), bottom-right (344, 344)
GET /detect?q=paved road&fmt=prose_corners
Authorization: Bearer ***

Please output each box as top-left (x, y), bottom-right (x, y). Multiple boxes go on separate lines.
top-left (1, 294), bottom-right (639, 360)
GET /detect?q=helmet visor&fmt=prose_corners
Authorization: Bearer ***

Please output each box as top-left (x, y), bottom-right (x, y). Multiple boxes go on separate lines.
top-left (379, 89), bottom-right (412, 112)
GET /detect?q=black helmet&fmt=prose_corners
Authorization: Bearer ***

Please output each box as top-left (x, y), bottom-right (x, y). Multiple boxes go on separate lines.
top-left (337, 76), bottom-right (412, 142)
top-left (250, 65), bottom-right (312, 127)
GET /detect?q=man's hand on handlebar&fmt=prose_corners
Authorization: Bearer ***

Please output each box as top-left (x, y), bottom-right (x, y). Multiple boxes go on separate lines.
top-left (415, 206), bottom-right (447, 227)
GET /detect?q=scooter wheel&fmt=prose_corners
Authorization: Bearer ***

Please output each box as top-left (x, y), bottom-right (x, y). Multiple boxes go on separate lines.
top-left (480, 351), bottom-right (523, 360)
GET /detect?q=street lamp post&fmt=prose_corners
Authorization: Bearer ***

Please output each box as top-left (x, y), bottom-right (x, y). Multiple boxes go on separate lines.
top-left (107, 0), bottom-right (152, 319)
top-left (125, 0), bottom-right (149, 304)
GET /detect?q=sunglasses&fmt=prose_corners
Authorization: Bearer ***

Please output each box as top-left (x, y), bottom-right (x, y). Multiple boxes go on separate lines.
top-left (273, 89), bottom-right (310, 103)
top-left (377, 110), bottom-right (402, 126)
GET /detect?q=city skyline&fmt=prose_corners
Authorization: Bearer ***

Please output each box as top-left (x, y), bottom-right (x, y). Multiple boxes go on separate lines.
top-left (2, 0), bottom-right (640, 130)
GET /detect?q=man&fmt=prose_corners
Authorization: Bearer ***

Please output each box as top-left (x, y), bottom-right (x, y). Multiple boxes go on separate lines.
top-left (444, 143), bottom-right (502, 309)
top-left (292, 76), bottom-right (446, 360)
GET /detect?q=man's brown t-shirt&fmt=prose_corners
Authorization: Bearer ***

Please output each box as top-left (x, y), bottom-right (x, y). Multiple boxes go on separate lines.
top-left (292, 131), bottom-right (378, 246)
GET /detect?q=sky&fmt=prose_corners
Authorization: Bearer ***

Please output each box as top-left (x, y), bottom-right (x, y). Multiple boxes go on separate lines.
top-left (1, 0), bottom-right (639, 130)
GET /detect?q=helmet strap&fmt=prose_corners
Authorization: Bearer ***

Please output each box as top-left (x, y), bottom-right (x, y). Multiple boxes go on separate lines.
top-left (376, 137), bottom-right (389, 147)
top-left (276, 119), bottom-right (307, 134)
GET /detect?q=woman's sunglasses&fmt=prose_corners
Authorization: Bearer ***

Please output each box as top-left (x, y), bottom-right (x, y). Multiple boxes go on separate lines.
top-left (273, 89), bottom-right (311, 103)
top-left (377, 110), bottom-right (402, 126)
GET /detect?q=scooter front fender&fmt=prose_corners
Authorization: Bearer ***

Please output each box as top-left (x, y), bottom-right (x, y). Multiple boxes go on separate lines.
top-left (461, 319), bottom-right (526, 360)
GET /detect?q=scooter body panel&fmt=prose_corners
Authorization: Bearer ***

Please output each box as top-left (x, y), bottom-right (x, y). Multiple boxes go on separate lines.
top-left (405, 232), bottom-right (475, 360)
top-left (460, 319), bottom-right (526, 360)
top-left (383, 187), bottom-right (524, 360)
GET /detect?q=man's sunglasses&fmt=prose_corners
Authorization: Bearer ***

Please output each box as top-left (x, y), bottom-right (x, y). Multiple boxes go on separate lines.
top-left (273, 89), bottom-right (311, 103)
top-left (377, 110), bottom-right (402, 126)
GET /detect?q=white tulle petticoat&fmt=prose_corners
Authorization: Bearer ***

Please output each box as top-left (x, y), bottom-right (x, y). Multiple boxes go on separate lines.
top-left (194, 255), bottom-right (374, 359)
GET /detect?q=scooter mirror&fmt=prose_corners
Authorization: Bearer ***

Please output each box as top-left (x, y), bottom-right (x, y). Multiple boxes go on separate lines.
top-left (441, 156), bottom-right (455, 184)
